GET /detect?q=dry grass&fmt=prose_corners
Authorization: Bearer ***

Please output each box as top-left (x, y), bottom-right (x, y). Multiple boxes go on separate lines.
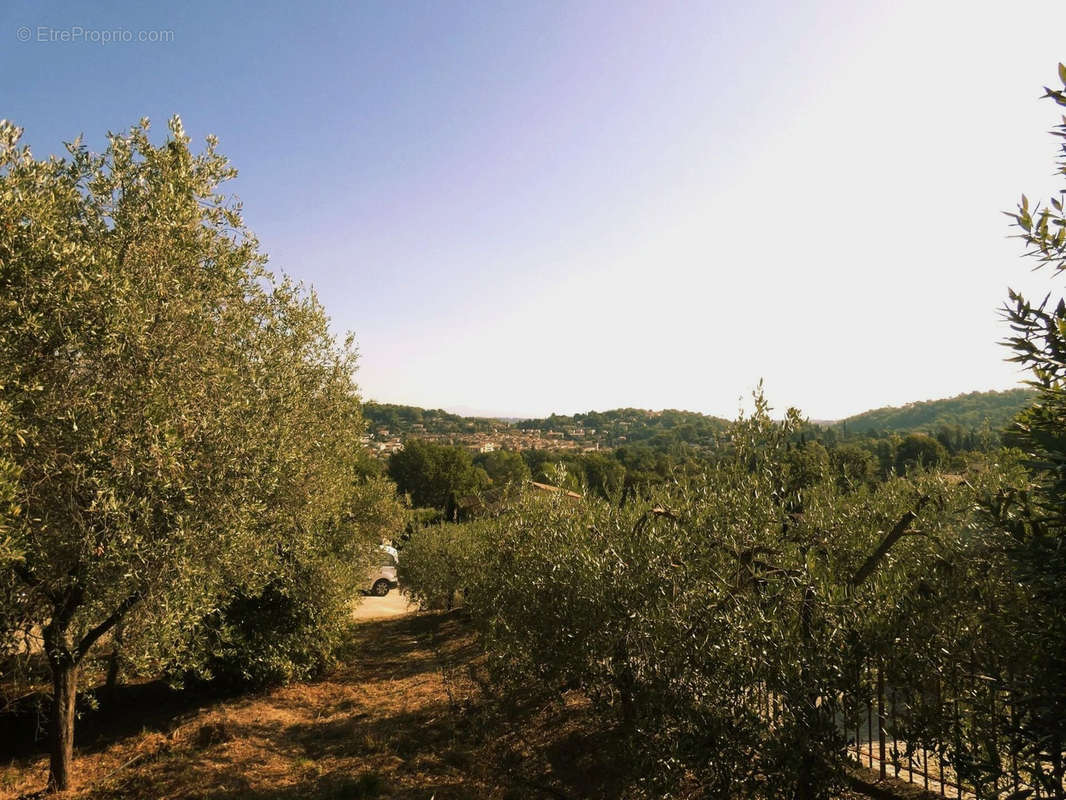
top-left (1, 611), bottom-right (625, 799)
top-left (0, 611), bottom-right (913, 800)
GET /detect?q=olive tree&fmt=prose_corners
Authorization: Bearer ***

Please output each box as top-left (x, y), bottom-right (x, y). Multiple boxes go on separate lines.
top-left (0, 117), bottom-right (395, 791)
top-left (399, 521), bottom-right (488, 610)
top-left (458, 390), bottom-right (964, 798)
top-left (999, 63), bottom-right (1066, 797)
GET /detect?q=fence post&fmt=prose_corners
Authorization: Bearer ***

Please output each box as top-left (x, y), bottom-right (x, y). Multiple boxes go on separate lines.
top-left (867, 666), bottom-right (874, 769)
top-left (954, 695), bottom-right (963, 799)
top-left (892, 686), bottom-right (899, 779)
top-left (937, 678), bottom-right (946, 797)
top-left (878, 666), bottom-right (887, 780)
top-left (1008, 672), bottom-right (1020, 797)
top-left (1052, 736), bottom-right (1065, 800)
top-left (856, 707), bottom-right (862, 768)
top-left (971, 666), bottom-right (982, 800)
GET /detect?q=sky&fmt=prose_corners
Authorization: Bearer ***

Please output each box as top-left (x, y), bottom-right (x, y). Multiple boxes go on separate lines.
top-left (3, 1), bottom-right (1066, 420)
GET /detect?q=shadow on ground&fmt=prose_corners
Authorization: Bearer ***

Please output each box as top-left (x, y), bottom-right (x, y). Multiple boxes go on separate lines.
top-left (0, 673), bottom-right (238, 761)
top-left (2, 610), bottom-right (640, 800)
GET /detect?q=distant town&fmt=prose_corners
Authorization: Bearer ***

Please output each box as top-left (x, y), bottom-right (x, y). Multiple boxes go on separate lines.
top-left (362, 423), bottom-right (604, 457)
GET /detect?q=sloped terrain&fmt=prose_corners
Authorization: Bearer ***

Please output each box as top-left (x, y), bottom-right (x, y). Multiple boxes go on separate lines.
top-left (2, 611), bottom-right (910, 799)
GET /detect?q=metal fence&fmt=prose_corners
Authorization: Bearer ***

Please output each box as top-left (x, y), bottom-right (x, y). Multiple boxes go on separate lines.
top-left (843, 661), bottom-right (1064, 800)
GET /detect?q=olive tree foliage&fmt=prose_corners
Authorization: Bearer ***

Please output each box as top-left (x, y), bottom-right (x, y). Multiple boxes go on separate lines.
top-left (0, 401), bottom-right (20, 567)
top-left (855, 456), bottom-right (1039, 796)
top-left (437, 390), bottom-right (978, 798)
top-left (189, 475), bottom-right (405, 688)
top-left (398, 521), bottom-right (488, 610)
top-left (0, 117), bottom-right (399, 791)
top-left (997, 63), bottom-right (1066, 796)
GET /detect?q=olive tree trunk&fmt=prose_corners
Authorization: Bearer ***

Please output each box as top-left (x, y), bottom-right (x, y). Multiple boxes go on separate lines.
top-left (42, 591), bottom-right (139, 793)
top-left (46, 653), bottom-right (78, 792)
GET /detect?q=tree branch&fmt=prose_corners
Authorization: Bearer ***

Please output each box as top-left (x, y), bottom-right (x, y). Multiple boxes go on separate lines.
top-left (850, 496), bottom-right (930, 587)
top-left (42, 580), bottom-right (85, 666)
top-left (52, 582), bottom-right (85, 634)
top-left (74, 592), bottom-right (142, 665)
top-left (12, 561), bottom-right (59, 603)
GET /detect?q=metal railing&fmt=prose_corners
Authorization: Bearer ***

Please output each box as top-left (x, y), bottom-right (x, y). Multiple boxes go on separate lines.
top-left (843, 661), bottom-right (1064, 800)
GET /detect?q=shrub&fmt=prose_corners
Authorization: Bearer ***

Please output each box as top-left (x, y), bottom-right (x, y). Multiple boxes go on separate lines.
top-left (184, 476), bottom-right (405, 689)
top-left (196, 568), bottom-right (346, 688)
top-left (398, 522), bottom-right (486, 610)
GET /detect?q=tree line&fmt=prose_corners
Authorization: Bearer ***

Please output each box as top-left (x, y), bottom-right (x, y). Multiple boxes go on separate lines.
top-left (388, 424), bottom-right (1013, 520)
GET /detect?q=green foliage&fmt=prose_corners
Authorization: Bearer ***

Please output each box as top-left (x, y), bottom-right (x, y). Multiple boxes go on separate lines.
top-left (197, 575), bottom-right (338, 688)
top-left (579, 451), bottom-right (626, 499)
top-left (398, 522), bottom-right (486, 610)
top-left (190, 476), bottom-right (405, 688)
top-left (0, 400), bottom-right (21, 568)
top-left (1, 117), bottom-right (287, 684)
top-left (387, 438), bottom-right (489, 517)
top-left (835, 389), bottom-right (1035, 436)
top-left (893, 432), bottom-right (948, 474)
top-left (786, 440), bottom-right (830, 491)
top-left (363, 402), bottom-right (499, 435)
top-left (996, 63), bottom-right (1066, 793)
top-left (370, 397), bottom-right (1020, 522)
top-left (828, 442), bottom-right (877, 490)
top-left (516, 407), bottom-right (729, 448)
top-left (474, 449), bottom-right (531, 489)
top-left (436, 391), bottom-right (983, 798)
top-left (0, 117), bottom-right (403, 787)
top-left (521, 449), bottom-right (627, 499)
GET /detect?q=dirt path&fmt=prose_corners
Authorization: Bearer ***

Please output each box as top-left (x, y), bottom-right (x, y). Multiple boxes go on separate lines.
top-left (1, 613), bottom-right (896, 800)
top-left (351, 590), bottom-right (419, 621)
top-left (2, 611), bottom-right (615, 800)
top-left (1, 613), bottom-right (457, 798)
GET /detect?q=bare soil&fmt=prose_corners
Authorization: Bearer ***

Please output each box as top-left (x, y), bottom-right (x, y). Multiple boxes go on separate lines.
top-left (351, 591), bottom-right (419, 622)
top-left (2, 611), bottom-right (624, 799)
top-left (0, 610), bottom-right (908, 799)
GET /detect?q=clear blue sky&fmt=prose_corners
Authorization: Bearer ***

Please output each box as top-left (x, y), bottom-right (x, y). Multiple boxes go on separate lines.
top-left (3, 1), bottom-right (1065, 419)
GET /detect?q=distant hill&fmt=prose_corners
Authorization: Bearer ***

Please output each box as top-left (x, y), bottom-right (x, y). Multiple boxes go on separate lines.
top-left (515, 407), bottom-right (730, 448)
top-left (362, 402), bottom-right (500, 435)
top-left (364, 390), bottom-right (1038, 448)
top-left (834, 389), bottom-right (1036, 435)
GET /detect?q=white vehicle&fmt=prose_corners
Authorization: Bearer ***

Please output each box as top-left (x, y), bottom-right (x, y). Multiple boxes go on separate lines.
top-left (368, 544), bottom-right (399, 596)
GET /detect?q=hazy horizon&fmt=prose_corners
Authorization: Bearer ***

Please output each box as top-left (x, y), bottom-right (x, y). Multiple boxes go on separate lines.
top-left (4, 1), bottom-right (1064, 418)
